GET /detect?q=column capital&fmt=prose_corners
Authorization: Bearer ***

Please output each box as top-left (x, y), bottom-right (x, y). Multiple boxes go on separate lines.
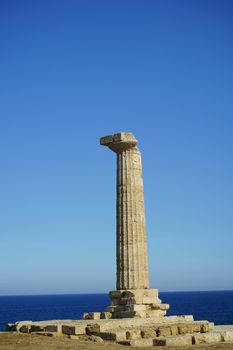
top-left (100, 132), bottom-right (138, 153)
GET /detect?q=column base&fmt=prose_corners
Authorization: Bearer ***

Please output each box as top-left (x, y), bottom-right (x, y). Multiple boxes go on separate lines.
top-left (83, 289), bottom-right (170, 320)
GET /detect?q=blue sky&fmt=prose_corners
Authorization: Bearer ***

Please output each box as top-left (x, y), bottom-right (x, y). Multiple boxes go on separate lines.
top-left (0, 0), bottom-right (232, 295)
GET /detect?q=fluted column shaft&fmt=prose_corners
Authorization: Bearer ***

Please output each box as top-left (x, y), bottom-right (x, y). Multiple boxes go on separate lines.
top-left (116, 147), bottom-right (149, 290)
top-left (100, 132), bottom-right (150, 291)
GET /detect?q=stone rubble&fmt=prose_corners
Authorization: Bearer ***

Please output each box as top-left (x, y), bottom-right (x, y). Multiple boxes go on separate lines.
top-left (5, 319), bottom-right (233, 347)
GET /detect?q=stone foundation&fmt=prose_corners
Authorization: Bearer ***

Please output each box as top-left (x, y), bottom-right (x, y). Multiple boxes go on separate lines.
top-left (6, 319), bottom-right (233, 347)
top-left (83, 289), bottom-right (169, 320)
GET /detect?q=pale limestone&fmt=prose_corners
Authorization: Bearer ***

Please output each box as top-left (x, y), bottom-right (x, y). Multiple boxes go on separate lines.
top-left (69, 335), bottom-right (80, 340)
top-left (15, 321), bottom-right (32, 333)
top-left (141, 328), bottom-right (157, 338)
top-left (100, 312), bottom-right (112, 319)
top-left (101, 132), bottom-right (149, 290)
top-left (62, 324), bottom-right (86, 335)
top-left (221, 330), bottom-right (233, 341)
top-left (154, 334), bottom-right (193, 347)
top-left (126, 329), bottom-right (142, 339)
top-left (45, 324), bottom-right (62, 333)
top-left (97, 331), bottom-right (127, 341)
top-left (193, 332), bottom-right (222, 344)
top-left (99, 133), bottom-right (169, 318)
top-left (157, 326), bottom-right (172, 337)
top-left (7, 318), bottom-right (229, 348)
top-left (29, 325), bottom-right (43, 332)
top-left (120, 338), bottom-right (154, 347)
top-left (88, 335), bottom-right (104, 343)
top-left (83, 312), bottom-right (101, 320)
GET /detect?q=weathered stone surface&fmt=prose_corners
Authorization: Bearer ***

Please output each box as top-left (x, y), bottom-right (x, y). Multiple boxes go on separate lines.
top-left (209, 322), bottom-right (215, 330)
top-left (154, 334), bottom-right (193, 347)
top-left (100, 312), bottom-right (112, 319)
top-left (153, 337), bottom-right (167, 346)
top-left (178, 324), bottom-right (194, 334)
top-left (102, 133), bottom-right (149, 290)
top-left (97, 331), bottom-right (126, 341)
top-left (107, 289), bottom-right (168, 319)
top-left (62, 324), bottom-right (86, 335)
top-left (83, 312), bottom-right (101, 320)
top-left (33, 331), bottom-right (65, 338)
top-left (170, 325), bottom-right (179, 335)
top-left (125, 329), bottom-right (142, 340)
top-left (168, 315), bottom-right (194, 322)
top-left (141, 328), bottom-right (157, 338)
top-left (15, 321), bottom-right (32, 333)
top-left (88, 335), bottom-right (104, 342)
top-left (84, 133), bottom-right (170, 319)
top-left (30, 325), bottom-right (45, 332)
top-left (69, 335), bottom-right (80, 340)
top-left (119, 338), bottom-right (154, 347)
top-left (157, 326), bottom-right (172, 337)
top-left (109, 291), bottom-right (122, 299)
top-left (44, 324), bottom-right (62, 333)
top-left (220, 330), bottom-right (233, 341)
top-left (193, 332), bottom-right (222, 344)
top-left (151, 303), bottom-right (169, 310)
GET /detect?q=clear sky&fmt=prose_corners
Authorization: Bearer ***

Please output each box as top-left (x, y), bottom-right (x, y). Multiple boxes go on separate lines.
top-left (0, 0), bottom-right (233, 295)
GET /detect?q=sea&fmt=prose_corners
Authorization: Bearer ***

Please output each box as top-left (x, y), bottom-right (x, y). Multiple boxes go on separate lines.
top-left (0, 290), bottom-right (233, 331)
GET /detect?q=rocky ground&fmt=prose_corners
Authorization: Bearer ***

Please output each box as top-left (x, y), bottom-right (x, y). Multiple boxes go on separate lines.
top-left (1, 333), bottom-right (233, 350)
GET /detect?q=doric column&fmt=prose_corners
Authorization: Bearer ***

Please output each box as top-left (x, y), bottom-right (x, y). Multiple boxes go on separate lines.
top-left (100, 132), bottom-right (149, 290)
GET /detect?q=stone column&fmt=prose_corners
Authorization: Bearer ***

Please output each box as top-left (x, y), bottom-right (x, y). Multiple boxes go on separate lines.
top-left (82, 132), bottom-right (169, 319)
top-left (100, 132), bottom-right (149, 290)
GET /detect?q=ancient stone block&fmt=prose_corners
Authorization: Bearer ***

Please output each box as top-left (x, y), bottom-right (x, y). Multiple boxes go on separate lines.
top-left (154, 334), bottom-right (193, 347)
top-left (125, 329), bottom-right (141, 340)
top-left (157, 326), bottom-right (172, 337)
top-left (165, 315), bottom-right (194, 323)
top-left (209, 322), bottom-right (215, 330)
top-left (151, 303), bottom-right (164, 310)
top-left (69, 335), bottom-right (80, 340)
top-left (113, 311), bottom-right (136, 319)
top-left (83, 312), bottom-right (101, 320)
top-left (88, 335), bottom-right (104, 342)
top-left (170, 325), bottom-right (178, 335)
top-left (109, 291), bottom-right (122, 299)
top-left (221, 330), bottom-right (233, 342)
top-left (190, 324), bottom-right (201, 333)
top-left (120, 297), bottom-right (136, 305)
top-left (154, 337), bottom-right (166, 346)
top-left (128, 304), bottom-right (147, 312)
top-left (141, 328), bottom-right (157, 338)
top-left (119, 338), bottom-right (153, 347)
top-left (45, 324), bottom-right (61, 333)
top-left (167, 334), bottom-right (193, 347)
top-left (144, 289), bottom-right (159, 298)
top-left (200, 323), bottom-right (210, 332)
top-left (142, 296), bottom-right (158, 304)
top-left (144, 310), bottom-right (166, 318)
top-left (193, 332), bottom-right (222, 344)
top-left (100, 312), bottom-right (112, 319)
top-left (178, 324), bottom-right (193, 334)
top-left (30, 325), bottom-right (45, 332)
top-left (62, 324), bottom-right (86, 335)
top-left (97, 331), bottom-right (126, 341)
top-left (15, 321), bottom-right (32, 333)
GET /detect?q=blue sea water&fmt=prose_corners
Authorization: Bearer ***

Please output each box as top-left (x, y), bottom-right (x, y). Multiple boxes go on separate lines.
top-left (0, 291), bottom-right (232, 331)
